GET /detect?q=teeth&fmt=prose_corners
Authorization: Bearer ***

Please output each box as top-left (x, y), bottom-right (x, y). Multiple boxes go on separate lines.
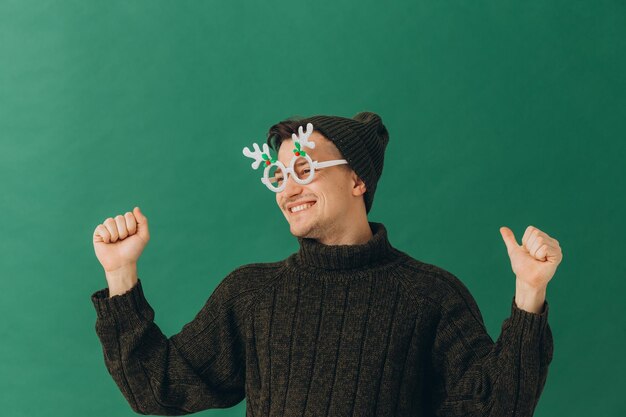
top-left (290, 202), bottom-right (314, 213)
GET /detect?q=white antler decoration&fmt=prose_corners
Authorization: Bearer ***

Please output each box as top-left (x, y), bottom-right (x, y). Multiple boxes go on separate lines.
top-left (292, 122), bottom-right (316, 150)
top-left (242, 142), bottom-right (274, 170)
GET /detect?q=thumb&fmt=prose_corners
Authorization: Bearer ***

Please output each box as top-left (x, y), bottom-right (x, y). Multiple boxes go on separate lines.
top-left (499, 226), bottom-right (519, 255)
top-left (133, 206), bottom-right (150, 241)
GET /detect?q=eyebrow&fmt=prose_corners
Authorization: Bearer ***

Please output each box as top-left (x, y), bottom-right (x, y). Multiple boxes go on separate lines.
top-left (275, 156), bottom-right (316, 170)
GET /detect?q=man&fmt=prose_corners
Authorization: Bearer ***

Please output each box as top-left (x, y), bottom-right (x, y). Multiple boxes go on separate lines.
top-left (92, 111), bottom-right (562, 416)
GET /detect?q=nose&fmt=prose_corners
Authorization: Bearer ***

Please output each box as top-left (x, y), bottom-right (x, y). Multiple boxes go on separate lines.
top-left (281, 172), bottom-right (303, 198)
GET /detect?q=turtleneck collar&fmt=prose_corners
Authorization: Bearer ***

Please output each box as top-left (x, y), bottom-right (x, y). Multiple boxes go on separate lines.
top-left (293, 221), bottom-right (399, 271)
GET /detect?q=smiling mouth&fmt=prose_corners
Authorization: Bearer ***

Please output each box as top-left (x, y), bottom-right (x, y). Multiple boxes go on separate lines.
top-left (289, 201), bottom-right (317, 214)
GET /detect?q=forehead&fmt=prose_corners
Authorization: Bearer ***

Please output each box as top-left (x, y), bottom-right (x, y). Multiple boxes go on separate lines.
top-left (277, 131), bottom-right (341, 161)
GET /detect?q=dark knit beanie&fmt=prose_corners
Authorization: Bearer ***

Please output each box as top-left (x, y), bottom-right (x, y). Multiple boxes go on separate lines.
top-left (267, 111), bottom-right (389, 214)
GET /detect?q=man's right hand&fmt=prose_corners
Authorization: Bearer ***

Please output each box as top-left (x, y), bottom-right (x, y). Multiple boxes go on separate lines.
top-left (93, 207), bottom-right (150, 296)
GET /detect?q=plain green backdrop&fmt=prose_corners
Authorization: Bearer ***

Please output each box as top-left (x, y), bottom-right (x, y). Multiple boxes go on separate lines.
top-left (1, 1), bottom-right (624, 416)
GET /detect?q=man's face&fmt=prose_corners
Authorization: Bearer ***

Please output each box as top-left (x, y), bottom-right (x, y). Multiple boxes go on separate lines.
top-left (275, 131), bottom-right (366, 240)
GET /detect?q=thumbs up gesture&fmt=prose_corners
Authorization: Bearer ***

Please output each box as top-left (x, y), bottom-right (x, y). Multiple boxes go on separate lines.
top-left (499, 225), bottom-right (563, 290)
top-left (93, 207), bottom-right (150, 273)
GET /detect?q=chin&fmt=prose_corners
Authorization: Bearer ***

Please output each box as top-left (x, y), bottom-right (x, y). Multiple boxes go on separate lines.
top-left (289, 222), bottom-right (310, 238)
top-left (284, 204), bottom-right (323, 238)
top-left (287, 216), bottom-right (318, 238)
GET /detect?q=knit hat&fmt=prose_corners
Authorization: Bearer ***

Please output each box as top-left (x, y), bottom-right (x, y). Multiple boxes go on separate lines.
top-left (267, 111), bottom-right (389, 214)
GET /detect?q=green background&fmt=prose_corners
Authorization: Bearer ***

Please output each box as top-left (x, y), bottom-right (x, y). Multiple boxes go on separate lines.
top-left (1, 0), bottom-right (624, 415)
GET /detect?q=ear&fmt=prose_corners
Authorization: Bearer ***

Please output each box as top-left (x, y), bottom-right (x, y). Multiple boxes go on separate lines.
top-left (351, 172), bottom-right (367, 197)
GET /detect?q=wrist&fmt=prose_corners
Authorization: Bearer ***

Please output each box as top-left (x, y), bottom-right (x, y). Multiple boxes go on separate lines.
top-left (515, 280), bottom-right (547, 314)
top-left (105, 264), bottom-right (138, 297)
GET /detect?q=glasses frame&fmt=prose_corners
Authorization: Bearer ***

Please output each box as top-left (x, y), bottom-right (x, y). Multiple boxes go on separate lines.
top-left (261, 153), bottom-right (348, 193)
top-left (243, 122), bottom-right (350, 193)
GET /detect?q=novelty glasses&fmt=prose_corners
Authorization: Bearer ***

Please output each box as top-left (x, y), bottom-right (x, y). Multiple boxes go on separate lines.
top-left (243, 123), bottom-right (348, 193)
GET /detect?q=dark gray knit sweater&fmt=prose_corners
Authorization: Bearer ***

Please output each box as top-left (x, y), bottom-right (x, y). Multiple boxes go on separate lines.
top-left (91, 221), bottom-right (553, 416)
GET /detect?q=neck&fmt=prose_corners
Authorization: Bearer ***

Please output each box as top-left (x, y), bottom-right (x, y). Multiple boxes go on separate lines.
top-left (316, 218), bottom-right (374, 246)
top-left (293, 221), bottom-right (400, 271)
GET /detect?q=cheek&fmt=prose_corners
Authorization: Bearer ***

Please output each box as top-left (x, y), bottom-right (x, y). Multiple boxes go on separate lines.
top-left (314, 178), bottom-right (349, 206)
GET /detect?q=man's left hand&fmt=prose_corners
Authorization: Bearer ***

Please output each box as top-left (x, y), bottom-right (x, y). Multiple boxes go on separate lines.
top-left (500, 225), bottom-right (563, 313)
top-left (500, 225), bottom-right (563, 288)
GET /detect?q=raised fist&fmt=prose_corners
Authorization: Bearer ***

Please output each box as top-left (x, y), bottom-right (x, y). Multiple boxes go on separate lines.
top-left (93, 206), bottom-right (150, 273)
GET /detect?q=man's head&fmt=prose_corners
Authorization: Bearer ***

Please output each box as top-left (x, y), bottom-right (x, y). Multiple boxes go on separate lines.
top-left (264, 112), bottom-right (389, 240)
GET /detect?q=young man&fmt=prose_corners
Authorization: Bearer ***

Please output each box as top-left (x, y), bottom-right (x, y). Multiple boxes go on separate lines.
top-left (91, 111), bottom-right (561, 416)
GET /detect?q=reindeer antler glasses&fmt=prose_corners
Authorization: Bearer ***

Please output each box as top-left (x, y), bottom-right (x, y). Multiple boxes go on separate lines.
top-left (243, 122), bottom-right (349, 193)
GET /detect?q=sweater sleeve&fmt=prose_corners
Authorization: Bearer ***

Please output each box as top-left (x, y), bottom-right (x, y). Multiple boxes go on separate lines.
top-left (430, 282), bottom-right (553, 417)
top-left (91, 274), bottom-right (252, 416)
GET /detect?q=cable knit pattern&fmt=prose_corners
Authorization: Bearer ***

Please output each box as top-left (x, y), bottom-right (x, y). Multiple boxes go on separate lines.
top-left (91, 222), bottom-right (553, 416)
